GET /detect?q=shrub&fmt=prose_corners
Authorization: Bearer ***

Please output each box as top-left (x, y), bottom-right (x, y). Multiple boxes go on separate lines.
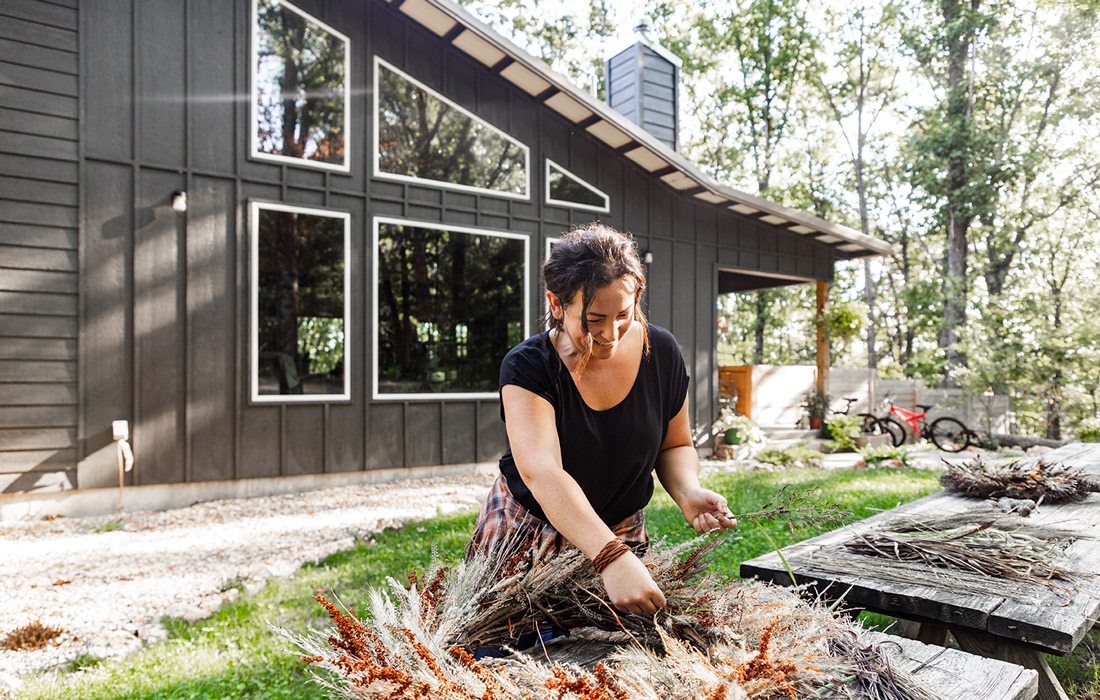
top-left (824, 415), bottom-right (862, 451)
top-left (859, 443), bottom-right (912, 468)
top-left (1078, 418), bottom-right (1100, 443)
top-left (757, 443), bottom-right (824, 469)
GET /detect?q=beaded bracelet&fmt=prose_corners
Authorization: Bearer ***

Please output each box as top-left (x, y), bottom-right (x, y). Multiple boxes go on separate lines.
top-left (592, 538), bottom-right (632, 574)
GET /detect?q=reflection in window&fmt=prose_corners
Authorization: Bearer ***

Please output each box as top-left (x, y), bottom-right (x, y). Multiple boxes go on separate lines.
top-left (546, 159), bottom-right (609, 212)
top-left (375, 59), bottom-right (529, 197)
top-left (253, 0), bottom-right (348, 169)
top-left (255, 204), bottom-right (347, 399)
top-left (376, 220), bottom-right (527, 396)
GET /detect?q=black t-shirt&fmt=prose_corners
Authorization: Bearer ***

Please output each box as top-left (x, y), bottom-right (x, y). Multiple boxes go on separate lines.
top-left (497, 324), bottom-right (690, 526)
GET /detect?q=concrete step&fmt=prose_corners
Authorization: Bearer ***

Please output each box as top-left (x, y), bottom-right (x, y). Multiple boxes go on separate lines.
top-left (760, 428), bottom-right (819, 441)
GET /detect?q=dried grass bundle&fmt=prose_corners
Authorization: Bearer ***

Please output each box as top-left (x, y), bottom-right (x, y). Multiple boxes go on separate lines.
top-left (276, 533), bottom-right (943, 700)
top-left (941, 457), bottom-right (1100, 503)
top-left (817, 513), bottom-right (1079, 599)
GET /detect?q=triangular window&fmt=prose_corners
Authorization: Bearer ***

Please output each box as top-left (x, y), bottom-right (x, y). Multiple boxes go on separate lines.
top-left (374, 57), bottom-right (530, 199)
top-left (545, 159), bottom-right (609, 213)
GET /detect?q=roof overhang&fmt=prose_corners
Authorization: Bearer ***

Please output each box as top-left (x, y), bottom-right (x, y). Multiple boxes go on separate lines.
top-left (389, 0), bottom-right (897, 260)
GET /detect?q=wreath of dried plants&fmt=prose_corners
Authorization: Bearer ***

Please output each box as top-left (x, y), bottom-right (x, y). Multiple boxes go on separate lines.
top-left (940, 457), bottom-right (1100, 503)
top-left (277, 527), bottom-right (943, 700)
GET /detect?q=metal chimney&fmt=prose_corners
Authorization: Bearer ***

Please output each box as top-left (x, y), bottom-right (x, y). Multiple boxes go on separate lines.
top-left (605, 23), bottom-right (681, 151)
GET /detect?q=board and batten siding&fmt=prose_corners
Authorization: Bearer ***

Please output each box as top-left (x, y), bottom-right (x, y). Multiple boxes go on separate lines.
top-left (0, 0), bottom-right (80, 495)
top-left (51, 0), bottom-right (837, 494)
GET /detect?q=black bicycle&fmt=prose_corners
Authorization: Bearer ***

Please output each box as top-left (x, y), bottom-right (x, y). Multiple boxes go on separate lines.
top-left (831, 397), bottom-right (898, 440)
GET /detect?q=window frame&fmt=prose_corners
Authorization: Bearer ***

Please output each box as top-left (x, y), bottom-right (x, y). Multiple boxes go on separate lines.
top-left (544, 158), bottom-right (610, 213)
top-left (249, 200), bottom-right (352, 404)
top-left (250, 0), bottom-right (352, 173)
top-left (372, 56), bottom-right (532, 201)
top-left (371, 216), bottom-right (531, 401)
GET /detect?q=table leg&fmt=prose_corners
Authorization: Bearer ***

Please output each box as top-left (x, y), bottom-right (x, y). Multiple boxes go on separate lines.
top-left (951, 628), bottom-right (1068, 700)
top-left (916, 622), bottom-right (949, 647)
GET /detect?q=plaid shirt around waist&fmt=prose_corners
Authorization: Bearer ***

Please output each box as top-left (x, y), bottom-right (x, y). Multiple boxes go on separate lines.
top-left (467, 474), bottom-right (648, 564)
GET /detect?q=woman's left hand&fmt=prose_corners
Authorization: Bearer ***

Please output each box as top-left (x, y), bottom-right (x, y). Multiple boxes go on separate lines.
top-left (678, 488), bottom-right (737, 534)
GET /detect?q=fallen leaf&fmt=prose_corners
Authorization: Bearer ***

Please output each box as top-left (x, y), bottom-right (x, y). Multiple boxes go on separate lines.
top-left (52, 579), bottom-right (72, 586)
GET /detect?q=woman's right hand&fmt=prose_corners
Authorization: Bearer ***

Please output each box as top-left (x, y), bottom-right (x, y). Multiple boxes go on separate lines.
top-left (599, 551), bottom-right (667, 615)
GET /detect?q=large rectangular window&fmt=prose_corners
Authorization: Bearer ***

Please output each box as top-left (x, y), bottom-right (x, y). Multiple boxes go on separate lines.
top-left (373, 57), bottom-right (530, 199)
top-left (373, 218), bottom-right (528, 399)
top-left (251, 0), bottom-right (350, 171)
top-left (251, 202), bottom-right (350, 402)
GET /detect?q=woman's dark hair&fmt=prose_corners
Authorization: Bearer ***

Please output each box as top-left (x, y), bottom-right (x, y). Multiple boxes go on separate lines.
top-left (542, 224), bottom-right (650, 370)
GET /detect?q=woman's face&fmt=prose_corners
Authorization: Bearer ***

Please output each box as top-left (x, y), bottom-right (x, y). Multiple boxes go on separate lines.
top-left (550, 277), bottom-right (637, 361)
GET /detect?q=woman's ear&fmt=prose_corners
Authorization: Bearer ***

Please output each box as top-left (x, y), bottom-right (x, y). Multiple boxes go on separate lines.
top-left (546, 291), bottom-right (564, 320)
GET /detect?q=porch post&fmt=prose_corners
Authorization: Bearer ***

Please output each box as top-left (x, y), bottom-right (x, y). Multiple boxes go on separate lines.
top-left (816, 280), bottom-right (829, 395)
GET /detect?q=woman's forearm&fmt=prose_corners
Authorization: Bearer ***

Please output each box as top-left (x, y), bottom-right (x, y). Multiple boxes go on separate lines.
top-left (654, 445), bottom-right (702, 508)
top-left (521, 466), bottom-right (618, 559)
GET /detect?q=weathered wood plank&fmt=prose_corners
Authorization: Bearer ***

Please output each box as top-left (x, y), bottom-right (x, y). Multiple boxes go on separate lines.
top-left (0, 448), bottom-right (75, 471)
top-left (0, 245), bottom-right (77, 272)
top-left (952, 628), bottom-right (1064, 700)
top-left (0, 466), bottom-right (75, 494)
top-left (740, 489), bottom-right (1100, 654)
top-left (0, 38), bottom-right (78, 75)
top-left (0, 313), bottom-right (76, 338)
top-left (0, 199), bottom-right (78, 228)
top-left (0, 61), bottom-right (78, 96)
top-left (0, 223), bottom-right (77, 250)
top-left (0, 382), bottom-right (76, 405)
top-left (84, 0), bottom-right (132, 160)
top-left (0, 15), bottom-right (76, 51)
top-left (0, 290), bottom-right (76, 316)
top-left (133, 170), bottom-right (185, 486)
top-left (0, 337), bottom-right (75, 361)
top-left (0, 268), bottom-right (77, 294)
top-left (0, 153), bottom-right (78, 183)
top-left (0, 86), bottom-right (77, 119)
top-left (0, 1), bottom-right (78, 31)
top-left (0, 359), bottom-right (75, 382)
top-left (0, 405), bottom-right (75, 428)
top-left (0, 176), bottom-right (78, 206)
top-left (186, 176), bottom-right (237, 483)
top-left (0, 132), bottom-right (78, 162)
top-left (0, 426), bottom-right (75, 450)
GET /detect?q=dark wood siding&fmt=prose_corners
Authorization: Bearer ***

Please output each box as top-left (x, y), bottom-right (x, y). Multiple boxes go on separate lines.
top-left (0, 0), bottom-right (848, 496)
top-left (0, 0), bottom-right (80, 494)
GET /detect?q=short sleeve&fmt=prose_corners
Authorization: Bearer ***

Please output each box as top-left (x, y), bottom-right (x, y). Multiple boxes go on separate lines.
top-left (498, 338), bottom-right (557, 421)
top-left (656, 326), bottom-right (690, 424)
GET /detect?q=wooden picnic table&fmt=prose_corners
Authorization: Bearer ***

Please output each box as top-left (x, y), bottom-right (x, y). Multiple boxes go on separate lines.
top-left (741, 442), bottom-right (1100, 700)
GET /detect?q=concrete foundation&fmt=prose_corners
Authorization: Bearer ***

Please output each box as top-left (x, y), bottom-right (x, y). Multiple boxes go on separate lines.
top-left (0, 462), bottom-right (498, 522)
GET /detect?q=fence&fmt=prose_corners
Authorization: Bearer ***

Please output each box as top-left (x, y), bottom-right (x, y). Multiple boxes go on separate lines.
top-left (721, 364), bottom-right (1011, 432)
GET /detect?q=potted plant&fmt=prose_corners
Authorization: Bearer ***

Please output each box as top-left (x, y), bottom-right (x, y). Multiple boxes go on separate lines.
top-left (804, 389), bottom-right (831, 431)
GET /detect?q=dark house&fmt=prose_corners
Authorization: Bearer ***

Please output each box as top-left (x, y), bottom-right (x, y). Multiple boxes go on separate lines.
top-left (0, 0), bottom-right (892, 514)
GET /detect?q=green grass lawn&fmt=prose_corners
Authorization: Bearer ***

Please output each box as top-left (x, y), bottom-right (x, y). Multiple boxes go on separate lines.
top-left (10, 466), bottom-right (1097, 699)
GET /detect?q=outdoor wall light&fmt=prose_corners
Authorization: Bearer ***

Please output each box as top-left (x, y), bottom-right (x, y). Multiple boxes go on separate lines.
top-left (171, 190), bottom-right (188, 213)
top-left (642, 250), bottom-right (653, 264)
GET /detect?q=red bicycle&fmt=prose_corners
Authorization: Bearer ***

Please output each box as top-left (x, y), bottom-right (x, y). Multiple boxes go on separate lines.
top-left (867, 398), bottom-right (973, 452)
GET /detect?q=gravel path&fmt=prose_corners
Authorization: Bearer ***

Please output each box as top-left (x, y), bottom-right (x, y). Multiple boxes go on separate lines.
top-left (0, 471), bottom-right (496, 693)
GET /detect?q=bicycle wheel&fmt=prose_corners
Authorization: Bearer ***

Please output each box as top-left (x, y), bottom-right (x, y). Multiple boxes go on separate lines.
top-left (878, 417), bottom-right (907, 447)
top-left (858, 413), bottom-right (881, 434)
top-left (929, 417), bottom-right (971, 452)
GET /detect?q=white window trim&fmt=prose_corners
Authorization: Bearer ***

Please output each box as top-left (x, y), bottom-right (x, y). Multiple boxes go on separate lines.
top-left (250, 0), bottom-right (352, 173)
top-left (250, 200), bottom-right (352, 403)
top-left (372, 56), bottom-right (531, 201)
top-left (544, 158), bottom-right (610, 213)
top-left (372, 216), bottom-right (530, 400)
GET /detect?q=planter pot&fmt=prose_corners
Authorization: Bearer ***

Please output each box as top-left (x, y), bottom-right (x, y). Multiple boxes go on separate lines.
top-left (723, 428), bottom-right (743, 445)
top-left (809, 417), bottom-right (823, 430)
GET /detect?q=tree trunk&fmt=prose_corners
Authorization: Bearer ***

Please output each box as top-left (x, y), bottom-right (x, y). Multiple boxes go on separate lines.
top-left (752, 291), bottom-right (768, 365)
top-left (938, 0), bottom-right (977, 385)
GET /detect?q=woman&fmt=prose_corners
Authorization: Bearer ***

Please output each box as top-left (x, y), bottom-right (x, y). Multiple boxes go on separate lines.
top-left (468, 224), bottom-right (736, 616)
